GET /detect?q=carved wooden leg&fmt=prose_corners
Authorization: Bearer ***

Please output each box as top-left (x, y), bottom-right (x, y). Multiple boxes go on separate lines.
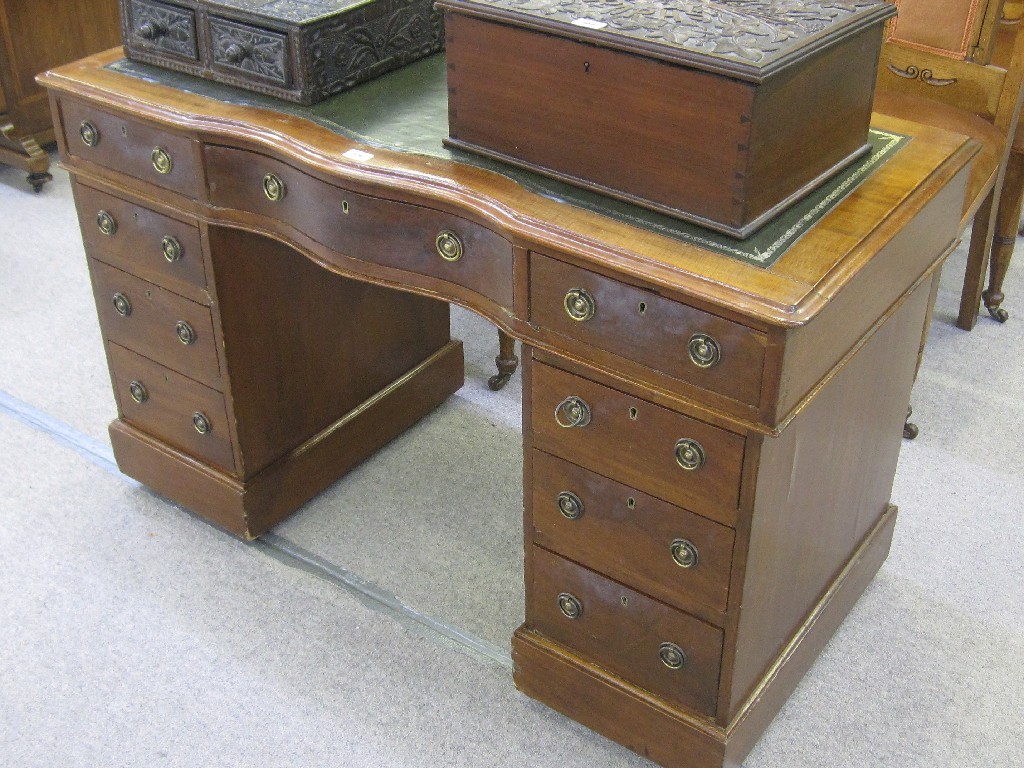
top-left (488, 329), bottom-right (519, 391)
top-left (984, 147), bottom-right (1024, 323)
top-left (957, 190), bottom-right (997, 330)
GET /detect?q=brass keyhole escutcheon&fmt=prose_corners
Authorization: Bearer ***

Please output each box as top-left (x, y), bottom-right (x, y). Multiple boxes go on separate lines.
top-left (192, 412), bottom-right (211, 434)
top-left (151, 147), bottom-right (173, 175)
top-left (563, 287), bottom-right (596, 322)
top-left (435, 230), bottom-right (464, 261)
top-left (175, 320), bottom-right (196, 345)
top-left (557, 491), bottom-right (584, 520)
top-left (659, 642), bottom-right (687, 670)
top-left (263, 173), bottom-right (286, 201)
top-left (128, 381), bottom-right (148, 404)
top-left (688, 333), bottom-right (721, 368)
top-left (96, 210), bottom-right (117, 236)
top-left (670, 539), bottom-right (699, 569)
top-left (558, 592), bottom-right (582, 619)
top-left (162, 235), bottom-right (183, 262)
top-left (674, 438), bottom-right (706, 471)
top-left (554, 396), bottom-right (591, 428)
top-left (79, 121), bottom-right (100, 147)
top-left (112, 292), bottom-right (132, 317)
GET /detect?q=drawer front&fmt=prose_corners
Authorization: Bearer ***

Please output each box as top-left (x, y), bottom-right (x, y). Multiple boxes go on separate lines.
top-left (109, 343), bottom-right (235, 473)
top-left (124, 0), bottom-right (199, 62)
top-left (62, 99), bottom-right (204, 198)
top-left (530, 362), bottom-right (744, 527)
top-left (76, 183), bottom-right (207, 294)
top-left (531, 253), bottom-right (767, 405)
top-left (531, 450), bottom-right (734, 615)
top-left (528, 546), bottom-right (723, 717)
top-left (89, 260), bottom-right (222, 388)
top-left (209, 16), bottom-right (291, 87)
top-left (204, 146), bottom-right (514, 309)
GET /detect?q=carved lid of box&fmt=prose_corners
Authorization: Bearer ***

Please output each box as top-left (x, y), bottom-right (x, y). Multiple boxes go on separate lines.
top-left (435, 0), bottom-right (897, 81)
top-left (204, 0), bottom-right (397, 25)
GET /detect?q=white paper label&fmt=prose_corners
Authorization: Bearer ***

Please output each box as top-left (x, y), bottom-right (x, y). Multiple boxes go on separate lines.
top-left (342, 149), bottom-right (374, 162)
top-left (571, 18), bottom-right (607, 29)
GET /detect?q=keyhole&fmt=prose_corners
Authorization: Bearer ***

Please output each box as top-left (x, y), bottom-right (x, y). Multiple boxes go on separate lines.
top-left (583, 61), bottom-right (590, 73)
top-left (342, 200), bottom-right (350, 214)
top-left (620, 596), bottom-right (629, 607)
top-left (120, 125), bottom-right (128, 137)
top-left (638, 301), bottom-right (647, 315)
top-left (629, 407), bottom-right (638, 420)
top-left (627, 497), bottom-right (636, 510)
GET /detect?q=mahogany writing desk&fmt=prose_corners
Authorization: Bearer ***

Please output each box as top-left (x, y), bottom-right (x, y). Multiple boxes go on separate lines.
top-left (40, 49), bottom-right (975, 768)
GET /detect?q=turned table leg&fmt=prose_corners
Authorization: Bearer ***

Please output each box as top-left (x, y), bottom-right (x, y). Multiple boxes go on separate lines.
top-left (488, 329), bottom-right (519, 391)
top-left (985, 146), bottom-right (1024, 323)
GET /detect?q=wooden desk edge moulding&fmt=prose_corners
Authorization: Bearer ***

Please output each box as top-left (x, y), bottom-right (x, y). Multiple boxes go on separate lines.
top-left (40, 46), bottom-right (978, 768)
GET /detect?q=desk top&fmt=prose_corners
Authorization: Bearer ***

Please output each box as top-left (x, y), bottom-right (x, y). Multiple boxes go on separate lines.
top-left (41, 47), bottom-right (977, 327)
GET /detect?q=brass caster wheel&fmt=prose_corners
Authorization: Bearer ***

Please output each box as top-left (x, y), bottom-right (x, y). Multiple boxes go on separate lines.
top-left (903, 405), bottom-right (919, 440)
top-left (987, 305), bottom-right (1009, 323)
top-left (488, 372), bottom-right (513, 391)
top-left (27, 171), bottom-right (52, 192)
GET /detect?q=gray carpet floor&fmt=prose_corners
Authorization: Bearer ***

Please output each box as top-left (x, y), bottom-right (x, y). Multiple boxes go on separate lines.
top-left (1, 157), bottom-right (1021, 768)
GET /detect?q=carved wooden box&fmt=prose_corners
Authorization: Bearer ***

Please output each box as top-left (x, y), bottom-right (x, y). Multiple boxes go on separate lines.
top-left (439, 0), bottom-right (897, 237)
top-left (120, 0), bottom-right (445, 104)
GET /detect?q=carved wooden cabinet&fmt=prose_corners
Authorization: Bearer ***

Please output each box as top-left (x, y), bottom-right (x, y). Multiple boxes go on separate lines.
top-left (41, 50), bottom-right (976, 767)
top-left (0, 0), bottom-right (120, 189)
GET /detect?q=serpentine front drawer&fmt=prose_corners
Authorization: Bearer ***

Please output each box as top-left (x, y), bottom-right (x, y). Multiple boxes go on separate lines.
top-left (60, 99), bottom-right (205, 198)
top-left (531, 252), bottom-right (767, 406)
top-left (530, 361), bottom-right (745, 528)
top-left (204, 145), bottom-right (515, 309)
top-left (88, 260), bottom-right (222, 389)
top-left (527, 545), bottom-right (724, 718)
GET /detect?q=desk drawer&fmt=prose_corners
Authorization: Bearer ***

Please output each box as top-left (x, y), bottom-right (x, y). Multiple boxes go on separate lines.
top-left (528, 546), bottom-right (723, 717)
top-left (122, 0), bottom-right (200, 63)
top-left (76, 183), bottom-right (207, 295)
top-left (531, 253), bottom-right (767, 405)
top-left (530, 361), bottom-right (744, 527)
top-left (204, 146), bottom-right (514, 309)
top-left (109, 343), bottom-right (235, 474)
top-left (531, 451), bottom-right (734, 615)
top-left (61, 99), bottom-right (204, 198)
top-left (89, 260), bottom-right (221, 388)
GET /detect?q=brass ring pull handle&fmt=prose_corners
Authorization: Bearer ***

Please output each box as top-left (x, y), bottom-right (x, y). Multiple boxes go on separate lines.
top-left (112, 292), bottom-right (132, 317)
top-left (175, 320), bottom-right (196, 345)
top-left (658, 642), bottom-right (687, 669)
top-left (558, 592), bottom-right (583, 619)
top-left (96, 210), bottom-right (117, 236)
top-left (224, 43), bottom-right (251, 64)
top-left (192, 412), bottom-right (211, 434)
top-left (435, 230), bottom-right (464, 261)
top-left (79, 121), bottom-right (99, 147)
top-left (688, 333), bottom-right (721, 368)
top-left (563, 287), bottom-right (596, 322)
top-left (161, 235), bottom-right (183, 262)
top-left (554, 396), bottom-right (591, 428)
top-left (263, 173), bottom-right (286, 201)
top-left (670, 539), bottom-right (699, 569)
top-left (138, 21), bottom-right (167, 40)
top-left (674, 438), bottom-right (706, 471)
top-left (151, 147), bottom-right (173, 175)
top-left (557, 491), bottom-right (584, 520)
top-left (128, 381), bottom-right (148, 404)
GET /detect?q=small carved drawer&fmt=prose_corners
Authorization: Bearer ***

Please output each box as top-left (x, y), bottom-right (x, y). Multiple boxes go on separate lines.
top-left (530, 361), bottom-right (745, 527)
top-left (89, 260), bottom-right (222, 388)
top-left (528, 546), bottom-right (723, 717)
top-left (61, 99), bottom-right (204, 198)
top-left (208, 16), bottom-right (290, 88)
top-left (108, 343), bottom-right (235, 473)
top-left (531, 253), bottom-right (767, 405)
top-left (75, 183), bottom-right (207, 295)
top-left (122, 0), bottom-right (200, 63)
top-left (531, 450), bottom-right (735, 616)
top-left (205, 146), bottom-right (515, 309)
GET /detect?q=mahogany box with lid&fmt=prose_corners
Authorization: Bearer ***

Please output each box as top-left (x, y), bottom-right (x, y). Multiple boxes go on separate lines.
top-left (438, 0), bottom-right (897, 237)
top-left (120, 0), bottom-right (445, 104)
